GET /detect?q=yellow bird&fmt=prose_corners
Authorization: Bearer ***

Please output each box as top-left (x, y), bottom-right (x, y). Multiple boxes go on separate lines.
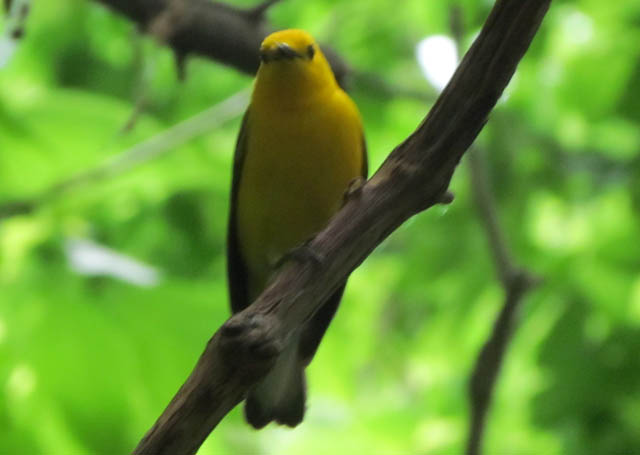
top-left (227, 29), bottom-right (367, 428)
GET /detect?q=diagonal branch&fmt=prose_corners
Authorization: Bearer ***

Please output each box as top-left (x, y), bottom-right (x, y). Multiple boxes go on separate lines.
top-left (132, 1), bottom-right (552, 453)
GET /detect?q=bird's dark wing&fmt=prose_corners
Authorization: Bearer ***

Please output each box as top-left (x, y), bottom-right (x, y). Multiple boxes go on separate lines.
top-left (227, 110), bottom-right (251, 314)
top-left (361, 133), bottom-right (369, 179)
top-left (298, 133), bottom-right (368, 363)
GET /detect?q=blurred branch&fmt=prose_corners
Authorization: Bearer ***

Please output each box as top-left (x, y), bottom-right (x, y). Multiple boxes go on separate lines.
top-left (466, 268), bottom-right (536, 455)
top-left (132, 1), bottom-right (551, 453)
top-left (0, 89), bottom-right (249, 221)
top-left (449, 6), bottom-right (541, 455)
top-left (467, 148), bottom-right (538, 286)
top-left (92, 0), bottom-right (351, 86)
top-left (465, 147), bottom-right (540, 455)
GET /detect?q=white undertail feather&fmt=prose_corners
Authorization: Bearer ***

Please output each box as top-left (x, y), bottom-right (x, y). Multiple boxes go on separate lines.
top-left (252, 331), bottom-right (303, 414)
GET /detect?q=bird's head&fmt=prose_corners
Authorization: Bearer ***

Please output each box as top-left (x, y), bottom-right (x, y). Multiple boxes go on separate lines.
top-left (254, 29), bottom-right (337, 104)
top-left (259, 29), bottom-right (318, 64)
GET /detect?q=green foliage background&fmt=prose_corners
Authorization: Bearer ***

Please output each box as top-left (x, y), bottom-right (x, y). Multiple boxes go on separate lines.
top-left (1, 0), bottom-right (640, 453)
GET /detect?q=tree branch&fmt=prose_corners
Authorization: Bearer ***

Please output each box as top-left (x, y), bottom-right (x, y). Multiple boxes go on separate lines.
top-left (132, 1), bottom-right (551, 453)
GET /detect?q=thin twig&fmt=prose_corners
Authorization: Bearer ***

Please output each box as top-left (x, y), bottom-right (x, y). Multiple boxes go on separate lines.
top-left (466, 271), bottom-right (535, 455)
top-left (467, 148), bottom-right (519, 285)
top-left (0, 89), bottom-right (250, 221)
top-left (465, 146), bottom-right (540, 455)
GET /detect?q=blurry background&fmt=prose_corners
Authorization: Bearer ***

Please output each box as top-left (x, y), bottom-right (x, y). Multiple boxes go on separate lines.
top-left (1, 0), bottom-right (640, 453)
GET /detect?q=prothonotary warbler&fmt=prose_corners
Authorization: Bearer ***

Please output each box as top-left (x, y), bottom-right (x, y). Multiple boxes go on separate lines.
top-left (227, 29), bottom-right (367, 428)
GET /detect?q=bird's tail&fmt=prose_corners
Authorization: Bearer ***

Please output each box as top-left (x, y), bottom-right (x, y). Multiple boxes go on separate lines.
top-left (244, 335), bottom-right (306, 429)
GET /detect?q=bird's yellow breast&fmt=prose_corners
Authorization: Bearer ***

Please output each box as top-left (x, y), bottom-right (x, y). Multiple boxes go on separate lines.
top-left (236, 89), bottom-right (363, 296)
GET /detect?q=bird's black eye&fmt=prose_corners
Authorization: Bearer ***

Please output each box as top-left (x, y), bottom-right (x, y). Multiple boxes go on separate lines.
top-left (306, 44), bottom-right (315, 60)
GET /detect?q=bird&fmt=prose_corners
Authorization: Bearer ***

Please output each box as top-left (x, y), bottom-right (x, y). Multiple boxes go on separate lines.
top-left (226, 29), bottom-right (367, 429)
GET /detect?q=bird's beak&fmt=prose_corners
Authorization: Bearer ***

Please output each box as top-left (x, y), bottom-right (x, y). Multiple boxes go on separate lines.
top-left (260, 42), bottom-right (303, 63)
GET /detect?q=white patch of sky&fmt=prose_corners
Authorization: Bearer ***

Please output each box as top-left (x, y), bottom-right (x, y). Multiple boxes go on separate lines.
top-left (415, 35), bottom-right (459, 93)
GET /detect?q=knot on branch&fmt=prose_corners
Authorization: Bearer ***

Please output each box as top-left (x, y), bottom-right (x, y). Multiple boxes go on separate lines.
top-left (220, 312), bottom-right (282, 380)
